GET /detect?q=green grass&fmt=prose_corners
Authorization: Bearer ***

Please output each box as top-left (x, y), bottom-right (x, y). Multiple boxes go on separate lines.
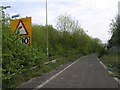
top-left (100, 53), bottom-right (118, 66)
top-left (100, 52), bottom-right (120, 79)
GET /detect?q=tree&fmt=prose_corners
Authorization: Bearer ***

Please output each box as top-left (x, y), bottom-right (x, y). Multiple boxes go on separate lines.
top-left (56, 13), bottom-right (79, 33)
top-left (109, 15), bottom-right (120, 47)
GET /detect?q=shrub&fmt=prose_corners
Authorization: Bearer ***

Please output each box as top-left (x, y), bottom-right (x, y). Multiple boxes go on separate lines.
top-left (2, 27), bottom-right (46, 89)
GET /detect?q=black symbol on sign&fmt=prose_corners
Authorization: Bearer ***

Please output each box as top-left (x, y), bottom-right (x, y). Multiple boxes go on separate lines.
top-left (21, 37), bottom-right (30, 45)
top-left (15, 20), bottom-right (28, 35)
top-left (16, 26), bottom-right (22, 34)
top-left (18, 26), bottom-right (22, 30)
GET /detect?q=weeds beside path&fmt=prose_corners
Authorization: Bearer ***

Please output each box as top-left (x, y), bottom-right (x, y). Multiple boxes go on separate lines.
top-left (99, 53), bottom-right (120, 79)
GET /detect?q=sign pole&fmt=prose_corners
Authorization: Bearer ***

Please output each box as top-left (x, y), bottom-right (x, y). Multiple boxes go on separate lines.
top-left (118, 1), bottom-right (120, 20)
top-left (118, 1), bottom-right (120, 66)
top-left (46, 0), bottom-right (49, 61)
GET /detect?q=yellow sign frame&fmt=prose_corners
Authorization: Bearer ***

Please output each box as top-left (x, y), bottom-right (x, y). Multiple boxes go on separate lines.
top-left (10, 17), bottom-right (32, 45)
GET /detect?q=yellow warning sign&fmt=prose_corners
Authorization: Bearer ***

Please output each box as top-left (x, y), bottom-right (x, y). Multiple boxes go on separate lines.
top-left (10, 17), bottom-right (32, 45)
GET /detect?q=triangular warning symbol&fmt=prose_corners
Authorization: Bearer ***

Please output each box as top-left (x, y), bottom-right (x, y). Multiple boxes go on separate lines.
top-left (15, 20), bottom-right (28, 35)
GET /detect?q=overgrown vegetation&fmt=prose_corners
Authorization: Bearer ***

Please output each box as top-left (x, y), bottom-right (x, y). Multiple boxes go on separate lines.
top-left (2, 14), bottom-right (104, 89)
top-left (2, 27), bottom-right (47, 89)
top-left (100, 53), bottom-right (120, 79)
top-left (100, 15), bottom-right (120, 79)
top-left (109, 15), bottom-right (120, 47)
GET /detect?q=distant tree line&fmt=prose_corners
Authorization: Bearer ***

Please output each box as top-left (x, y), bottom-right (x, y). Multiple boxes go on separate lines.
top-left (32, 14), bottom-right (103, 58)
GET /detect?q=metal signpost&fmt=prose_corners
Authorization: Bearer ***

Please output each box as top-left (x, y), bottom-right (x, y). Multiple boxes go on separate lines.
top-left (46, 0), bottom-right (49, 61)
top-left (118, 1), bottom-right (120, 20)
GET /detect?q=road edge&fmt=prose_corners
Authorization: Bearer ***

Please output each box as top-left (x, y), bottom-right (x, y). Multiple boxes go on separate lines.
top-left (97, 58), bottom-right (120, 85)
top-left (34, 56), bottom-right (87, 90)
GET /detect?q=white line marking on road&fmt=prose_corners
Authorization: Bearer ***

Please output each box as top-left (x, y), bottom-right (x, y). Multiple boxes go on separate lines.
top-left (113, 77), bottom-right (120, 85)
top-left (99, 61), bottom-right (107, 69)
top-left (81, 56), bottom-right (87, 59)
top-left (34, 57), bottom-right (84, 90)
top-left (108, 71), bottom-right (112, 74)
top-left (97, 58), bottom-right (120, 85)
top-left (97, 58), bottom-right (107, 69)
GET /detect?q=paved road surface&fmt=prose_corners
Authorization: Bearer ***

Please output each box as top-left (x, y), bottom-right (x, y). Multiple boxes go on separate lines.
top-left (18, 54), bottom-right (119, 89)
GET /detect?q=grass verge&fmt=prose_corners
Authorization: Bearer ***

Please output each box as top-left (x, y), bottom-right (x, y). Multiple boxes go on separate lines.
top-left (99, 52), bottom-right (120, 79)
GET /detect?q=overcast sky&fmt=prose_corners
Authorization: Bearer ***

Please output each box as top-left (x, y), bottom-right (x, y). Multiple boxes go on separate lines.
top-left (1, 0), bottom-right (119, 43)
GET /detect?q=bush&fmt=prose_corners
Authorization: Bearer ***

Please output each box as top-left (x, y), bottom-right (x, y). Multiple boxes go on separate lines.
top-left (2, 27), bottom-right (46, 89)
